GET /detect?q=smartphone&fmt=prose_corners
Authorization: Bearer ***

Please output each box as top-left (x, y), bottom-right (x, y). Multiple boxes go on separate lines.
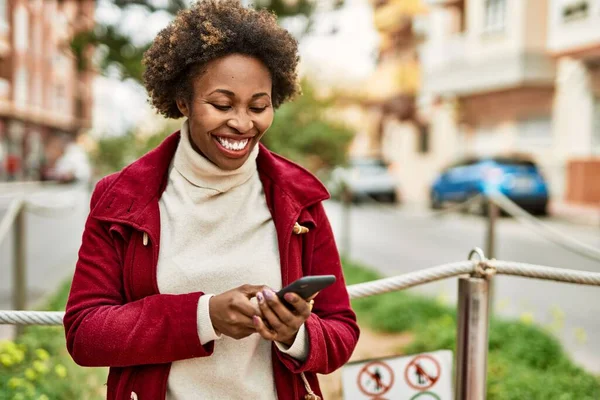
top-left (277, 275), bottom-right (336, 309)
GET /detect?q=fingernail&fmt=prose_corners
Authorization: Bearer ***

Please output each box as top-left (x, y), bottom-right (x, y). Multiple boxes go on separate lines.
top-left (264, 290), bottom-right (276, 300)
top-left (256, 292), bottom-right (264, 304)
top-left (252, 315), bottom-right (260, 325)
top-left (284, 293), bottom-right (296, 303)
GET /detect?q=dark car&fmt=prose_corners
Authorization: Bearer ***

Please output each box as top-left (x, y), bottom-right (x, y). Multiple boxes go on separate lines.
top-left (430, 156), bottom-right (550, 215)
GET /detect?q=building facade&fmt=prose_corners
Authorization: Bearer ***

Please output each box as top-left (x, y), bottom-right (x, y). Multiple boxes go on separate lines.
top-left (0, 0), bottom-right (94, 181)
top-left (376, 0), bottom-right (600, 205)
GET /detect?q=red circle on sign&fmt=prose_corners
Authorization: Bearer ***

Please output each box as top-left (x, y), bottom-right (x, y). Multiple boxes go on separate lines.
top-left (357, 361), bottom-right (395, 396)
top-left (404, 355), bottom-right (441, 391)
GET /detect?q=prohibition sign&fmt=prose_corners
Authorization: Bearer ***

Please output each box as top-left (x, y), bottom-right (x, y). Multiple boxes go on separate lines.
top-left (404, 355), bottom-right (441, 391)
top-left (357, 361), bottom-right (395, 396)
top-left (410, 392), bottom-right (441, 400)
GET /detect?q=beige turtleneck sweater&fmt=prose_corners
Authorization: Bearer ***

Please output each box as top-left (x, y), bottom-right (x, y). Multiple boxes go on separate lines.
top-left (157, 120), bottom-right (307, 400)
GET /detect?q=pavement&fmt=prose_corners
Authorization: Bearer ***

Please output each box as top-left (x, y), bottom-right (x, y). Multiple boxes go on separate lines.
top-left (550, 200), bottom-right (600, 227)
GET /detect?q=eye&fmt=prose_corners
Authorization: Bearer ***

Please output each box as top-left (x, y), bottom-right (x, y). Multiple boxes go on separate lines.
top-left (250, 107), bottom-right (268, 113)
top-left (211, 104), bottom-right (231, 111)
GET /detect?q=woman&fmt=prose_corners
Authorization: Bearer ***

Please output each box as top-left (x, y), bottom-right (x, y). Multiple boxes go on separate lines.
top-left (63, 1), bottom-right (359, 399)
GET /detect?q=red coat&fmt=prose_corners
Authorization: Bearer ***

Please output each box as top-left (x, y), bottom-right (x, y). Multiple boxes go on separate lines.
top-left (64, 132), bottom-right (359, 400)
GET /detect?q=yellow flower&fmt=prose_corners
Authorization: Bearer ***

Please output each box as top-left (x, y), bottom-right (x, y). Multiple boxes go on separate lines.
top-left (7, 377), bottom-right (24, 389)
top-left (24, 367), bottom-right (38, 381)
top-left (0, 353), bottom-right (13, 367)
top-left (54, 364), bottom-right (68, 379)
top-left (519, 312), bottom-right (534, 325)
top-left (33, 360), bottom-right (49, 374)
top-left (35, 348), bottom-right (50, 361)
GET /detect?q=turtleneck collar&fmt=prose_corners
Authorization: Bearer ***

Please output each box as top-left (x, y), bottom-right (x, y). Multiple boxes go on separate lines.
top-left (173, 119), bottom-right (259, 193)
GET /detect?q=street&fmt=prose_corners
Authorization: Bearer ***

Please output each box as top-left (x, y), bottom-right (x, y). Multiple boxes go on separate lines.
top-left (1, 188), bottom-right (599, 375)
top-left (324, 200), bottom-right (600, 374)
top-left (0, 186), bottom-right (90, 338)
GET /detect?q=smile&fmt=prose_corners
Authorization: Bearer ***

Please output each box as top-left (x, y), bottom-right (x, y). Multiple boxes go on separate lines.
top-left (214, 136), bottom-right (249, 151)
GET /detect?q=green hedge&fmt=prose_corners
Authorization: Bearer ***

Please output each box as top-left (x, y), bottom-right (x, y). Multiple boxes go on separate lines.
top-left (0, 280), bottom-right (106, 400)
top-left (343, 259), bottom-right (600, 399)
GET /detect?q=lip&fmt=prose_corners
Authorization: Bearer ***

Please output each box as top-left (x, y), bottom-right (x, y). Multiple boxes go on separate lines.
top-left (211, 134), bottom-right (252, 159)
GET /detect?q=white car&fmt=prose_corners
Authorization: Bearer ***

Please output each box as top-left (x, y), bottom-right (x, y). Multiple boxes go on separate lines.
top-left (329, 158), bottom-right (399, 203)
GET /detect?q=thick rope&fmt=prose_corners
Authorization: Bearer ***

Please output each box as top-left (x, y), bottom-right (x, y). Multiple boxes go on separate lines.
top-left (3, 258), bottom-right (598, 326)
top-left (348, 261), bottom-right (475, 299)
top-left (488, 191), bottom-right (600, 262)
top-left (491, 260), bottom-right (600, 286)
top-left (0, 197), bottom-right (24, 246)
top-left (0, 311), bottom-right (64, 326)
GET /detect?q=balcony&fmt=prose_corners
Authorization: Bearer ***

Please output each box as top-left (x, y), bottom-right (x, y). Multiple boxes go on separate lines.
top-left (420, 34), bottom-right (555, 97)
top-left (373, 0), bottom-right (427, 33)
top-left (548, 0), bottom-right (600, 58)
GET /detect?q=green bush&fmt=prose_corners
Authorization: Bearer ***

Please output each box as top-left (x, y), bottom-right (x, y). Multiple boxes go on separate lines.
top-left (0, 281), bottom-right (106, 400)
top-left (342, 258), bottom-right (600, 399)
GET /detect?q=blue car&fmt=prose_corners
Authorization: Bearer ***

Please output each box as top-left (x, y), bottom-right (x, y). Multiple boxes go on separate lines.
top-left (430, 156), bottom-right (550, 215)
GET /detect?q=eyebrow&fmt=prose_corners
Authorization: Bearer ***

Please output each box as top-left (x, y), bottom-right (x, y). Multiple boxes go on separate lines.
top-left (209, 89), bottom-right (270, 99)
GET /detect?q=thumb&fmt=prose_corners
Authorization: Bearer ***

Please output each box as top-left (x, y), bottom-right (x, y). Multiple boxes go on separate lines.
top-left (239, 284), bottom-right (270, 298)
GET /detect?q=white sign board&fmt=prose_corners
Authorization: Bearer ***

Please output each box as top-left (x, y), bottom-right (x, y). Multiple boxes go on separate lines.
top-left (341, 350), bottom-right (453, 400)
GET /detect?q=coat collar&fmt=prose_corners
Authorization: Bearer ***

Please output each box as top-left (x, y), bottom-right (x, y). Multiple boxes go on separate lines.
top-left (92, 131), bottom-right (330, 228)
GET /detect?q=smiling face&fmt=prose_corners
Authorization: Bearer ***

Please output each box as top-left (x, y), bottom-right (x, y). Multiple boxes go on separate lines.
top-left (176, 54), bottom-right (274, 170)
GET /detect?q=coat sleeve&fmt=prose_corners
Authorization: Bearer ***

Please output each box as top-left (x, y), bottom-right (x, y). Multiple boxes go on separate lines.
top-left (275, 202), bottom-right (360, 374)
top-left (63, 177), bottom-right (214, 368)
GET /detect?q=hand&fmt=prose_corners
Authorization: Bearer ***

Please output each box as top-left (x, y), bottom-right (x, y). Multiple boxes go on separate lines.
top-left (253, 289), bottom-right (312, 346)
top-left (209, 284), bottom-right (266, 340)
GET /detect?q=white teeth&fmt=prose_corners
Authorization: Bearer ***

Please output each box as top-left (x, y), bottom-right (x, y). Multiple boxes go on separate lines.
top-left (216, 137), bottom-right (249, 151)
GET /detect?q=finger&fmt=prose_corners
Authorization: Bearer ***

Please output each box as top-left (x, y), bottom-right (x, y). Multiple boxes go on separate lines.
top-left (239, 284), bottom-right (270, 298)
top-left (306, 291), bottom-right (320, 301)
top-left (283, 292), bottom-right (312, 319)
top-left (262, 289), bottom-right (298, 327)
top-left (232, 295), bottom-right (265, 318)
top-left (252, 315), bottom-right (277, 341)
top-left (257, 291), bottom-right (286, 332)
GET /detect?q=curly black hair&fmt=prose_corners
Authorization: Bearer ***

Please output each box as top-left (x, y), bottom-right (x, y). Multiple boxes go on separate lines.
top-left (142, 0), bottom-right (300, 119)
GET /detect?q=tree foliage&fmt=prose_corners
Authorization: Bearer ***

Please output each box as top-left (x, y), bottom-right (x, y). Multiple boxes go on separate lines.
top-left (78, 0), bottom-right (344, 82)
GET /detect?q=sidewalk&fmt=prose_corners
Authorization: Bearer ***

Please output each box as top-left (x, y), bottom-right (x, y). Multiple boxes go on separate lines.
top-left (549, 201), bottom-right (600, 227)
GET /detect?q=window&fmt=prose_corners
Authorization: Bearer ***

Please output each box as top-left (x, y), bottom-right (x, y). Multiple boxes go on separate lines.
top-left (14, 68), bottom-right (28, 107)
top-left (0, 0), bottom-right (7, 31)
top-left (14, 5), bottom-right (29, 51)
top-left (417, 124), bottom-right (430, 154)
top-left (483, 0), bottom-right (506, 33)
top-left (593, 97), bottom-right (600, 154)
top-left (516, 116), bottom-right (553, 150)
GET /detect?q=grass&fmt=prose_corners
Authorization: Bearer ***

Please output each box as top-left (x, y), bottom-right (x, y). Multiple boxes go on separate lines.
top-left (343, 258), bottom-right (600, 400)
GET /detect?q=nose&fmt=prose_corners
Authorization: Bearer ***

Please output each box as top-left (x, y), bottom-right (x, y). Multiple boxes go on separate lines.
top-left (227, 110), bottom-right (254, 133)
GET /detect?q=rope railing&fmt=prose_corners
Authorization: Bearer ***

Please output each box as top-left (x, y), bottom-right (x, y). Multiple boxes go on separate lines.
top-left (487, 191), bottom-right (600, 262)
top-left (2, 256), bottom-right (599, 326)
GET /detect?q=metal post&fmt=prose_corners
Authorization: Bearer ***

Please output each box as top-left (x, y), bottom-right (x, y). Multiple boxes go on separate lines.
top-left (485, 199), bottom-right (498, 259)
top-left (454, 276), bottom-right (490, 400)
top-left (485, 198), bottom-right (498, 311)
top-left (340, 184), bottom-right (351, 258)
top-left (13, 206), bottom-right (26, 336)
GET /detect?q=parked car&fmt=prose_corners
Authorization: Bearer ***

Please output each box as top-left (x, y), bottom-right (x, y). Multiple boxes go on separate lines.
top-left (430, 156), bottom-right (550, 215)
top-left (329, 158), bottom-right (399, 203)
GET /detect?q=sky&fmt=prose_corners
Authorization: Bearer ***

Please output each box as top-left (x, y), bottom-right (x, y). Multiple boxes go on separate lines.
top-left (91, 0), bottom-right (379, 137)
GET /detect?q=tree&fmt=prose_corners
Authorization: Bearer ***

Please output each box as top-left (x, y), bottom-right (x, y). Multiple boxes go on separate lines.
top-left (78, 0), bottom-right (344, 83)
top-left (259, 80), bottom-right (354, 172)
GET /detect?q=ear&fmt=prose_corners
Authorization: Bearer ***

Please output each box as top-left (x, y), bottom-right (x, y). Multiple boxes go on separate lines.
top-left (176, 98), bottom-right (190, 118)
